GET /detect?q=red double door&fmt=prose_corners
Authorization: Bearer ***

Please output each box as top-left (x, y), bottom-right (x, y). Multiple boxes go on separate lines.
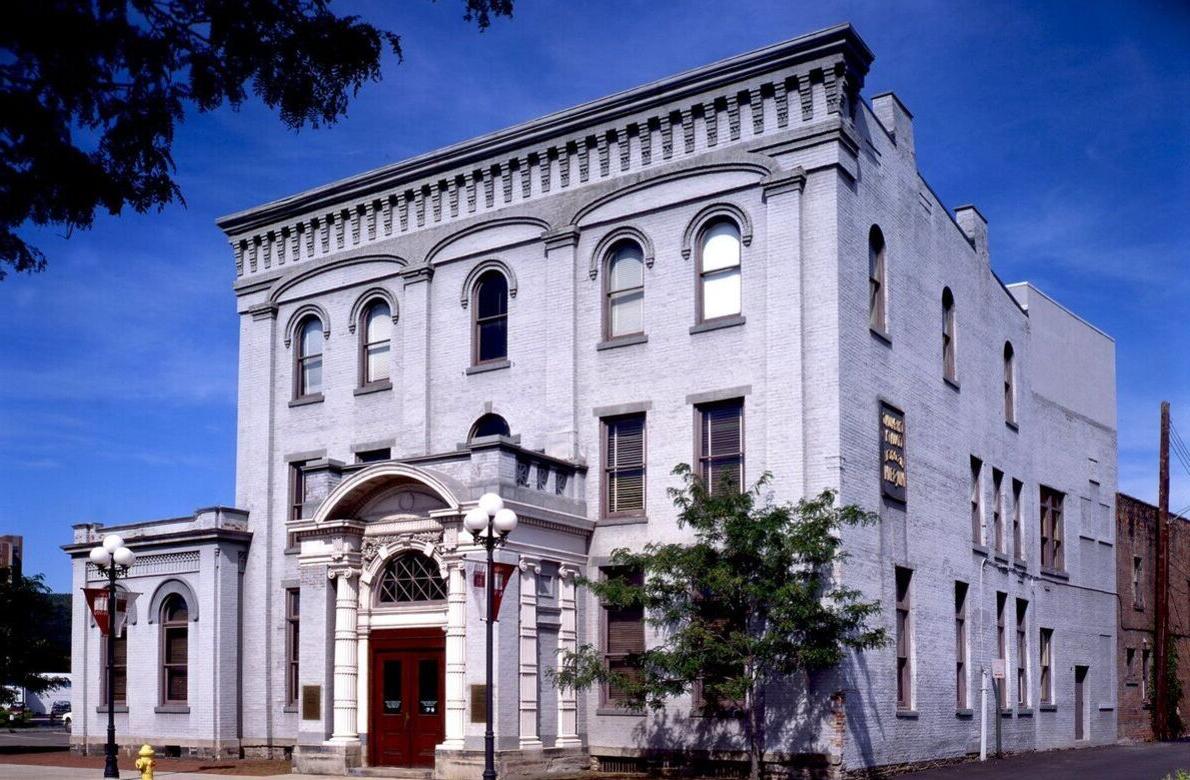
top-left (369, 629), bottom-right (445, 768)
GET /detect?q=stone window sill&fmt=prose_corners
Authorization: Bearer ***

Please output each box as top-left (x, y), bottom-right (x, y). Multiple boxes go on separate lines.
top-left (155, 704), bottom-right (190, 714)
top-left (1040, 566), bottom-right (1069, 581)
top-left (1006, 420), bottom-right (1019, 432)
top-left (96, 705), bottom-right (128, 714)
top-left (1012, 559), bottom-right (1027, 571)
top-left (597, 333), bottom-right (648, 351)
top-left (1039, 703), bottom-right (1057, 712)
top-left (870, 327), bottom-right (892, 346)
top-left (944, 376), bottom-right (961, 392)
top-left (689, 314), bottom-right (745, 335)
top-left (895, 709), bottom-right (919, 719)
top-left (600, 515), bottom-right (648, 527)
top-left (289, 393), bottom-right (324, 408)
top-left (1000, 708), bottom-right (1014, 717)
top-left (1018, 708), bottom-right (1034, 717)
top-left (596, 707), bottom-right (644, 717)
top-left (354, 380), bottom-right (392, 396)
top-left (466, 359), bottom-right (511, 375)
top-left (993, 552), bottom-right (1010, 565)
top-left (972, 544), bottom-right (990, 557)
top-left (283, 705), bottom-right (298, 714)
top-left (955, 708), bottom-right (974, 718)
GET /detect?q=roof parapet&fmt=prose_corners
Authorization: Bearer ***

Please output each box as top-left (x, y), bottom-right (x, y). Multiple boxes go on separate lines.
top-left (955, 204), bottom-right (989, 263)
top-left (871, 92), bottom-right (914, 159)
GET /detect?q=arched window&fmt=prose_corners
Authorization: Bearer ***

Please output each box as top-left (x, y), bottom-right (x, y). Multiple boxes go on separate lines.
top-left (697, 219), bottom-right (741, 322)
top-left (295, 316), bottom-right (324, 398)
top-left (469, 413), bottom-right (510, 441)
top-left (605, 241), bottom-right (644, 339)
top-left (869, 226), bottom-right (887, 333)
top-left (1003, 342), bottom-right (1016, 424)
top-left (472, 270), bottom-right (508, 365)
top-left (376, 552), bottom-right (447, 604)
top-left (359, 300), bottom-right (392, 387)
top-left (942, 287), bottom-right (957, 382)
top-left (160, 594), bottom-right (188, 704)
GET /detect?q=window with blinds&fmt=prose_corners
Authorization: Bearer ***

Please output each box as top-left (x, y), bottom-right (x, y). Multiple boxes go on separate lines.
top-left (698, 399), bottom-right (744, 495)
top-left (601, 566), bottom-right (644, 707)
top-left (604, 414), bottom-right (645, 517)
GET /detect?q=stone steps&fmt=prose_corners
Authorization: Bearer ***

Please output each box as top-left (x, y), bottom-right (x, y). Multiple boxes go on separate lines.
top-left (348, 768), bottom-right (433, 779)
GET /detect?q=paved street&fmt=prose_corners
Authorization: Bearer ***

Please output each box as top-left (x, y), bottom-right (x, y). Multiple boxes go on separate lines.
top-left (898, 741), bottom-right (1190, 780)
top-left (0, 723), bottom-right (71, 752)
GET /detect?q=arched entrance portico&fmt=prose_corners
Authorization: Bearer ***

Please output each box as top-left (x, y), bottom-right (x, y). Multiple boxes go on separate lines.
top-left (292, 463), bottom-right (470, 773)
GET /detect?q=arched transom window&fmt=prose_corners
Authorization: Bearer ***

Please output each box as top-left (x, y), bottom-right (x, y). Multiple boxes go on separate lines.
top-left (472, 270), bottom-right (508, 365)
top-left (469, 413), bottom-right (510, 441)
top-left (295, 316), bottom-right (324, 398)
top-left (605, 241), bottom-right (644, 339)
top-left (360, 300), bottom-right (392, 386)
top-left (160, 593), bottom-right (189, 704)
top-left (376, 552), bottom-right (447, 604)
top-left (697, 219), bottom-right (742, 322)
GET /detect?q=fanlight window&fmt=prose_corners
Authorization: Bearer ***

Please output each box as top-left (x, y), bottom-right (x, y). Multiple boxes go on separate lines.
top-left (469, 413), bottom-right (510, 441)
top-left (376, 552), bottom-right (447, 604)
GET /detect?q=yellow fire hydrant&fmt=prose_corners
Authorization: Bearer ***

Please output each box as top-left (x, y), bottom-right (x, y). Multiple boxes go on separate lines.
top-left (135, 744), bottom-right (156, 780)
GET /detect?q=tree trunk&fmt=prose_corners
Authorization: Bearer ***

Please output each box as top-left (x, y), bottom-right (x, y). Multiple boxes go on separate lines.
top-left (747, 680), bottom-right (766, 780)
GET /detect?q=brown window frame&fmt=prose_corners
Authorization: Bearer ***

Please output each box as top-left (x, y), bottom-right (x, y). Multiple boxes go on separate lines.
top-left (1040, 485), bottom-right (1065, 570)
top-left (603, 240), bottom-right (646, 341)
top-left (942, 287), bottom-right (957, 382)
top-left (358, 299), bottom-right (393, 388)
top-left (1016, 598), bottom-right (1028, 707)
top-left (160, 594), bottom-right (189, 705)
top-left (1132, 556), bottom-right (1144, 609)
top-left (602, 413), bottom-right (646, 520)
top-left (1003, 342), bottom-right (1016, 424)
top-left (696, 398), bottom-right (745, 495)
top-left (695, 218), bottom-right (743, 325)
top-left (355, 448), bottom-right (391, 464)
top-left (471, 270), bottom-right (509, 366)
top-left (286, 588), bottom-right (300, 705)
top-left (895, 566), bottom-right (913, 710)
top-left (869, 225), bottom-right (887, 334)
top-left (1012, 479), bottom-right (1024, 562)
top-left (955, 581), bottom-right (968, 709)
top-left (992, 468), bottom-right (1005, 554)
top-left (996, 591), bottom-right (1007, 709)
top-left (600, 566), bottom-right (644, 708)
top-left (970, 456), bottom-right (983, 545)
top-left (293, 315), bottom-right (324, 400)
top-left (1039, 627), bottom-right (1054, 704)
top-left (100, 629), bottom-right (128, 706)
top-left (289, 461), bottom-right (309, 522)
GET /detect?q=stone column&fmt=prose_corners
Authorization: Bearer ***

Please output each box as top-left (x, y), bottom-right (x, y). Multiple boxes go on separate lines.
top-left (442, 558), bottom-right (468, 750)
top-left (518, 559), bottom-right (543, 749)
top-left (330, 569), bottom-right (360, 742)
top-left (555, 566), bottom-right (581, 747)
top-left (542, 228), bottom-right (580, 459)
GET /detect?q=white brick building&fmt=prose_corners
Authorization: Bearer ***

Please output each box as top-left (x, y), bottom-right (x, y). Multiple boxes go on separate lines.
top-left (65, 23), bottom-right (1118, 777)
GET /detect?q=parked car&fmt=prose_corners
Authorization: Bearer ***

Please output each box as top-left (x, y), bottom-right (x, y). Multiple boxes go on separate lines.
top-left (61, 710), bottom-right (72, 731)
top-left (50, 701), bottom-right (70, 721)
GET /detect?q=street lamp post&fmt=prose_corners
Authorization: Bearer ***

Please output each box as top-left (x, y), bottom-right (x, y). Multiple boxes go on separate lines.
top-left (462, 493), bottom-right (518, 780)
top-left (88, 535), bottom-right (137, 780)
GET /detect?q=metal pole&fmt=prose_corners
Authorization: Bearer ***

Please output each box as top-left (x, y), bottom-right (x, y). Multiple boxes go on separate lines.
top-left (483, 529), bottom-right (497, 780)
top-left (103, 567), bottom-right (119, 778)
top-left (1154, 401), bottom-right (1171, 739)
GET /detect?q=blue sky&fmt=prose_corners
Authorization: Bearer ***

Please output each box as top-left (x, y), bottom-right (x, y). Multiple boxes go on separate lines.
top-left (2, 0), bottom-right (1188, 591)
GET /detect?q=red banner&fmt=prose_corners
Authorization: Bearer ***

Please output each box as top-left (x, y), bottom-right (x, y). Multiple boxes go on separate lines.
top-left (84, 588), bottom-right (139, 637)
top-left (472, 562), bottom-right (518, 619)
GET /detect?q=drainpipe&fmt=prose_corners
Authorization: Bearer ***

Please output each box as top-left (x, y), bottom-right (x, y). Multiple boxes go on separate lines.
top-left (978, 556), bottom-right (989, 762)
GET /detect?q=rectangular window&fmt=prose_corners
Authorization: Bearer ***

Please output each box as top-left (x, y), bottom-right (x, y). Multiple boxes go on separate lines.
top-left (1040, 485), bottom-right (1065, 570)
top-left (1132, 556), bottom-right (1144, 609)
top-left (290, 461), bottom-right (310, 522)
top-left (603, 414), bottom-right (646, 518)
top-left (100, 633), bottom-right (128, 706)
top-left (970, 457), bottom-right (983, 545)
top-left (1016, 599), bottom-right (1028, 707)
top-left (992, 468), bottom-right (1004, 554)
top-left (1039, 628), bottom-right (1053, 704)
top-left (355, 448), bottom-right (390, 464)
top-left (286, 589), bottom-right (300, 705)
top-left (996, 592), bottom-right (1007, 709)
top-left (697, 399), bottom-right (744, 495)
top-left (1125, 647), bottom-right (1136, 685)
top-left (1012, 479), bottom-right (1024, 561)
top-left (1142, 648), bottom-right (1151, 703)
top-left (895, 567), bottom-right (913, 710)
top-left (955, 581), bottom-right (968, 709)
top-left (602, 567), bottom-right (644, 707)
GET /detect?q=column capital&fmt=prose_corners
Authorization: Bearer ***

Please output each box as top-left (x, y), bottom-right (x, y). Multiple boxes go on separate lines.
top-left (762, 167), bottom-right (807, 201)
top-left (402, 264), bottom-right (435, 286)
top-left (543, 226), bottom-right (580, 252)
top-left (518, 557), bottom-right (541, 574)
top-left (558, 563), bottom-right (583, 581)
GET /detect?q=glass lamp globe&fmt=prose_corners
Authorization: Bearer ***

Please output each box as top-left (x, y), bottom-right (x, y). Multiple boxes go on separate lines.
top-left (477, 492), bottom-right (504, 517)
top-left (493, 508), bottom-right (518, 534)
top-left (458, 529), bottom-right (475, 546)
top-left (89, 547), bottom-right (113, 566)
top-left (464, 507), bottom-right (489, 533)
top-left (102, 534), bottom-right (125, 553)
top-left (112, 547), bottom-right (136, 568)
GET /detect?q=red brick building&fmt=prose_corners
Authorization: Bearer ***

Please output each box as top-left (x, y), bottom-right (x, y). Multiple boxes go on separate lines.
top-left (1116, 493), bottom-right (1190, 739)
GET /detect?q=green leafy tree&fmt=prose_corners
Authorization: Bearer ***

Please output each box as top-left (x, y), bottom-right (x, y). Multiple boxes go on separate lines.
top-left (0, 573), bottom-right (70, 707)
top-left (0, 0), bottom-right (514, 279)
top-left (1151, 636), bottom-right (1185, 739)
top-left (553, 465), bottom-right (887, 780)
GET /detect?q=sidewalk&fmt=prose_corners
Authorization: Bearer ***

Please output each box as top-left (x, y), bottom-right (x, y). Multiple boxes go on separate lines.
top-left (0, 768), bottom-right (322, 780)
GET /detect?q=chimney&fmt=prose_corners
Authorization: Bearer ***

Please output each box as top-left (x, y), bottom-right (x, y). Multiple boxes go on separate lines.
top-left (871, 92), bottom-right (915, 158)
top-left (955, 205), bottom-right (989, 263)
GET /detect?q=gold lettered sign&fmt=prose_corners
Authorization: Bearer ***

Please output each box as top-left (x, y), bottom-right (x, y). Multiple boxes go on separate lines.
top-left (301, 685), bottom-right (321, 720)
top-left (880, 402), bottom-right (907, 503)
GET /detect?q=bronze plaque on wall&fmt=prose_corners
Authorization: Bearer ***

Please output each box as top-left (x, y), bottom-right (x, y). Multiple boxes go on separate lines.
top-left (301, 685), bottom-right (321, 720)
top-left (880, 402), bottom-right (907, 503)
top-left (470, 684), bottom-right (487, 723)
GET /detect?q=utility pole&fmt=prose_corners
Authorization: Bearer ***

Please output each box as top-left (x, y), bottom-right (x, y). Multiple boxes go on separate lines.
top-left (1154, 401), bottom-right (1170, 740)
